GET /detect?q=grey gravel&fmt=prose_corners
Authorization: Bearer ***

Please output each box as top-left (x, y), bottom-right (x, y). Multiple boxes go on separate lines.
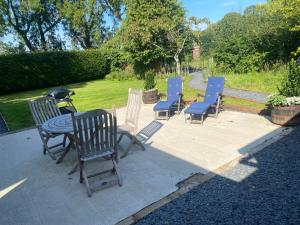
top-left (188, 71), bottom-right (269, 103)
top-left (136, 126), bottom-right (300, 225)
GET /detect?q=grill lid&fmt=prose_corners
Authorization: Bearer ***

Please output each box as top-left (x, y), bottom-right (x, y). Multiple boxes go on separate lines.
top-left (45, 87), bottom-right (75, 99)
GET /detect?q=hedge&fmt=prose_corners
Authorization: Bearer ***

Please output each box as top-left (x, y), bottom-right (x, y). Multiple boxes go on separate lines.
top-left (0, 49), bottom-right (111, 94)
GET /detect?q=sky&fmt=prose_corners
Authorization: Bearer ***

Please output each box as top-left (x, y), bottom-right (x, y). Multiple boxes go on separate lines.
top-left (181, 0), bottom-right (267, 22)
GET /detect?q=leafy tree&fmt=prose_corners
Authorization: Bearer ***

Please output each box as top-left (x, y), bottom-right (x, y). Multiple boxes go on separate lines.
top-left (59, 0), bottom-right (107, 49)
top-left (0, 0), bottom-right (63, 51)
top-left (120, 0), bottom-right (185, 75)
top-left (267, 0), bottom-right (300, 31)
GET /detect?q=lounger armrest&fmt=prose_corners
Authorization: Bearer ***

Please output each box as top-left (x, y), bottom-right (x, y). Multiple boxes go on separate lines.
top-left (196, 93), bottom-right (205, 98)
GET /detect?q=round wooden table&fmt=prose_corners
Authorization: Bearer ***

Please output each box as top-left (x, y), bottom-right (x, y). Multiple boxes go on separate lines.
top-left (42, 113), bottom-right (81, 168)
top-left (42, 113), bottom-right (75, 134)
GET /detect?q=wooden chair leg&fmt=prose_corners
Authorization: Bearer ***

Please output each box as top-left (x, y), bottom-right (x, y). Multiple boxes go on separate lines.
top-left (112, 158), bottom-right (123, 186)
top-left (117, 133), bottom-right (124, 144)
top-left (133, 136), bottom-right (145, 151)
top-left (79, 161), bottom-right (84, 183)
top-left (82, 166), bottom-right (92, 197)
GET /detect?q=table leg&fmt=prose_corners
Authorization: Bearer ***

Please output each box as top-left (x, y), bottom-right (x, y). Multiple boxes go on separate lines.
top-left (56, 134), bottom-right (74, 164)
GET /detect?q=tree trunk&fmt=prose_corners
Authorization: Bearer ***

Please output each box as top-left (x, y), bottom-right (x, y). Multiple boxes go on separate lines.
top-left (174, 55), bottom-right (181, 75)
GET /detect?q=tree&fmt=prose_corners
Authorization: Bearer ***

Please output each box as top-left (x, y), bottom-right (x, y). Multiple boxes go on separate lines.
top-left (120, 0), bottom-right (185, 74)
top-left (267, 0), bottom-right (300, 31)
top-left (0, 0), bottom-right (62, 52)
top-left (59, 0), bottom-right (107, 49)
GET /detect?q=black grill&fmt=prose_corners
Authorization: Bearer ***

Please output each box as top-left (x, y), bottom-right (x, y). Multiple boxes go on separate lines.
top-left (45, 86), bottom-right (75, 100)
top-left (44, 87), bottom-right (77, 114)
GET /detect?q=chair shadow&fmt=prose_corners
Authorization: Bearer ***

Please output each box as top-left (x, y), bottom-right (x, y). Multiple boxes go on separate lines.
top-left (136, 121), bottom-right (164, 143)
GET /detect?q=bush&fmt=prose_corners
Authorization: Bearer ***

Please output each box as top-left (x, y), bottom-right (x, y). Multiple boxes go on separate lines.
top-left (105, 69), bottom-right (135, 81)
top-left (0, 49), bottom-right (111, 94)
top-left (278, 59), bottom-right (300, 97)
top-left (144, 70), bottom-right (156, 90)
top-left (267, 94), bottom-right (287, 107)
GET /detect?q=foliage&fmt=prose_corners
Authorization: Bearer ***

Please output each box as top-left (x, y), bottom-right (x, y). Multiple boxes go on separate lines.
top-left (197, 3), bottom-right (300, 73)
top-left (267, 94), bottom-right (287, 106)
top-left (120, 0), bottom-right (185, 73)
top-left (58, 0), bottom-right (107, 49)
top-left (144, 70), bottom-right (156, 90)
top-left (105, 69), bottom-right (134, 81)
top-left (0, 49), bottom-right (111, 94)
top-left (224, 66), bottom-right (286, 94)
top-left (100, 37), bottom-right (129, 71)
top-left (278, 59), bottom-right (300, 97)
top-left (0, 0), bottom-right (63, 51)
top-left (267, 0), bottom-right (300, 31)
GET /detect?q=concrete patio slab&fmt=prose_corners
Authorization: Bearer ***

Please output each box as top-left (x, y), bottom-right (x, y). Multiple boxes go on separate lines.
top-left (0, 105), bottom-right (285, 225)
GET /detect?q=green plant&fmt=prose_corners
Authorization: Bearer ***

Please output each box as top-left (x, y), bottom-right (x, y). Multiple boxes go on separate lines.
top-left (267, 94), bottom-right (287, 106)
top-left (144, 70), bottom-right (156, 91)
top-left (105, 70), bottom-right (135, 81)
top-left (0, 49), bottom-right (111, 94)
top-left (278, 59), bottom-right (300, 97)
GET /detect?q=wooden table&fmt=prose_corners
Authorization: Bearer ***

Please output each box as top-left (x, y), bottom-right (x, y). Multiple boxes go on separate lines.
top-left (42, 113), bottom-right (80, 172)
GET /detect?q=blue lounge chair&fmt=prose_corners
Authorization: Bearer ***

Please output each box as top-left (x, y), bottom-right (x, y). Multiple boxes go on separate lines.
top-left (184, 77), bottom-right (225, 124)
top-left (153, 76), bottom-right (183, 120)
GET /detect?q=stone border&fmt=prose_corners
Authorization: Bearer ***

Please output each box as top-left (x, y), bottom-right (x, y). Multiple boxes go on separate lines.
top-left (116, 127), bottom-right (292, 225)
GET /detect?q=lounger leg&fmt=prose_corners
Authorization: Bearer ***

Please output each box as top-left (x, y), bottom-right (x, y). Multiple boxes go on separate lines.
top-left (201, 114), bottom-right (204, 125)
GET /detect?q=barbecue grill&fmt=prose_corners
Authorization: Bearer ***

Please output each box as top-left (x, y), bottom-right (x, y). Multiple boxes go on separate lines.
top-left (44, 87), bottom-right (77, 114)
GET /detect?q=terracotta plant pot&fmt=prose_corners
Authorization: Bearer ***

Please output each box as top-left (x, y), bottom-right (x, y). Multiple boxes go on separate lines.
top-left (143, 88), bottom-right (158, 104)
top-left (271, 105), bottom-right (300, 126)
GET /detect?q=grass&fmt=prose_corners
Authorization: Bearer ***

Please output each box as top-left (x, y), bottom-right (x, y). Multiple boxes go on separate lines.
top-left (223, 70), bottom-right (285, 94)
top-left (188, 58), bottom-right (287, 94)
top-left (0, 77), bottom-right (265, 131)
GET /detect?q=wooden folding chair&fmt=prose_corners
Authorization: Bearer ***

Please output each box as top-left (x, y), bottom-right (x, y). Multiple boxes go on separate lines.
top-left (72, 109), bottom-right (122, 197)
top-left (29, 97), bottom-right (67, 160)
top-left (117, 88), bottom-right (145, 159)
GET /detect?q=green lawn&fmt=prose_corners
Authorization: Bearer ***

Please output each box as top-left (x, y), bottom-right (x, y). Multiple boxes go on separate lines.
top-left (223, 70), bottom-right (285, 94)
top-left (0, 77), bottom-right (265, 131)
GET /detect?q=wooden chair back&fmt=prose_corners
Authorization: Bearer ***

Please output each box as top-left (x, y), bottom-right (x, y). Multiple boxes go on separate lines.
top-left (125, 88), bottom-right (143, 134)
top-left (72, 109), bottom-right (117, 158)
top-left (29, 97), bottom-right (61, 126)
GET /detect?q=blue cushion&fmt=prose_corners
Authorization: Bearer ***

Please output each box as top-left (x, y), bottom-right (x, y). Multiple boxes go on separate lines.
top-left (153, 100), bottom-right (176, 111)
top-left (184, 102), bottom-right (210, 115)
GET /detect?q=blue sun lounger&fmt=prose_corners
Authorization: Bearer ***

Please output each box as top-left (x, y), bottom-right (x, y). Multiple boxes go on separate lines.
top-left (153, 76), bottom-right (183, 120)
top-left (184, 77), bottom-right (225, 124)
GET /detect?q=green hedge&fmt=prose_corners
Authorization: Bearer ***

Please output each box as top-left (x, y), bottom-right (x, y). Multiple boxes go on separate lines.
top-left (0, 49), bottom-right (111, 94)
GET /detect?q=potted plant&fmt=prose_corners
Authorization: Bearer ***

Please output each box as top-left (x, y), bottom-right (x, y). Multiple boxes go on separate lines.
top-left (143, 70), bottom-right (158, 104)
top-left (267, 59), bottom-right (300, 126)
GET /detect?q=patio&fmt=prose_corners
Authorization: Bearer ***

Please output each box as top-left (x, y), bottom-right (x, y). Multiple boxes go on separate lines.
top-left (0, 104), bottom-right (286, 225)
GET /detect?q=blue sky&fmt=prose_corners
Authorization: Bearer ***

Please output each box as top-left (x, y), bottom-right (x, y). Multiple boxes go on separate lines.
top-left (181, 0), bottom-right (266, 22)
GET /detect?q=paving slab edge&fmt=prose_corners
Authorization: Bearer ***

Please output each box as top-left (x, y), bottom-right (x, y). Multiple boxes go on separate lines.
top-left (116, 126), bottom-right (293, 225)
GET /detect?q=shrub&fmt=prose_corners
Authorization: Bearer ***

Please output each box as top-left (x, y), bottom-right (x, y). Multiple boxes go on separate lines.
top-left (105, 69), bottom-right (135, 81)
top-left (0, 49), bottom-right (111, 94)
top-left (144, 70), bottom-right (156, 90)
top-left (267, 94), bottom-right (287, 107)
top-left (278, 59), bottom-right (300, 97)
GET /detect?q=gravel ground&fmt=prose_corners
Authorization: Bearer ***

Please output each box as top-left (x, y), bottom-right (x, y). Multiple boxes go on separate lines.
top-left (136, 126), bottom-right (300, 225)
top-left (188, 71), bottom-right (268, 103)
